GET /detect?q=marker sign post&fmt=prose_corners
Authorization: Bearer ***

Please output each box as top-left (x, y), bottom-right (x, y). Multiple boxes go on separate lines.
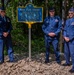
top-left (17, 3), bottom-right (43, 61)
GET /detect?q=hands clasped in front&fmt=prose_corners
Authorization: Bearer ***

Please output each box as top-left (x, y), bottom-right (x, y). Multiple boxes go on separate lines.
top-left (48, 32), bottom-right (56, 37)
top-left (64, 37), bottom-right (70, 42)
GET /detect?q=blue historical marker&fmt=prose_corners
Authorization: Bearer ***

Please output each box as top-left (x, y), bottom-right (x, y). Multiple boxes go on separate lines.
top-left (17, 3), bottom-right (43, 22)
top-left (17, 3), bottom-right (43, 61)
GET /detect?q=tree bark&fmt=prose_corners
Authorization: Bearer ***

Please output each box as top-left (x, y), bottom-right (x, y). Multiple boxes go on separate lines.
top-left (1, 0), bottom-right (4, 8)
top-left (73, 0), bottom-right (74, 7)
top-left (45, 0), bottom-right (48, 17)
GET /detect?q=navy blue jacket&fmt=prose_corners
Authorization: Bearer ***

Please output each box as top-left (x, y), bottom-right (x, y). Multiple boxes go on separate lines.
top-left (0, 16), bottom-right (12, 38)
top-left (42, 16), bottom-right (62, 39)
top-left (63, 17), bottom-right (74, 41)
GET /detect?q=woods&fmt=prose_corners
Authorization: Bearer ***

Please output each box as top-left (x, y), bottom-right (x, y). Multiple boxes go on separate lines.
top-left (0, 0), bottom-right (74, 54)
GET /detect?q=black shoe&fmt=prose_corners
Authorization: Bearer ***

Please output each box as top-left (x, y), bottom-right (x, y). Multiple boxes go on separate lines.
top-left (7, 60), bottom-right (16, 63)
top-left (62, 63), bottom-right (70, 66)
top-left (69, 69), bottom-right (74, 73)
top-left (45, 60), bottom-right (49, 63)
top-left (57, 61), bottom-right (61, 64)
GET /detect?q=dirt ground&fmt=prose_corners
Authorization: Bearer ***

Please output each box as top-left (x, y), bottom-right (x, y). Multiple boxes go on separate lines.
top-left (0, 53), bottom-right (74, 75)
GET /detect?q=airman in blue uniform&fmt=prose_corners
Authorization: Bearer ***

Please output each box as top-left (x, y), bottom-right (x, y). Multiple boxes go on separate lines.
top-left (42, 7), bottom-right (62, 64)
top-left (0, 7), bottom-right (14, 64)
top-left (63, 7), bottom-right (74, 73)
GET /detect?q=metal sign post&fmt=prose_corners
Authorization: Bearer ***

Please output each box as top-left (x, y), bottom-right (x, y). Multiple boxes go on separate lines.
top-left (29, 24), bottom-right (31, 61)
top-left (25, 22), bottom-right (35, 61)
top-left (17, 3), bottom-right (43, 61)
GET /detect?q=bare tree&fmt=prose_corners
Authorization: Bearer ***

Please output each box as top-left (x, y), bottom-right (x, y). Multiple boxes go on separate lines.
top-left (45, 0), bottom-right (48, 17)
top-left (1, 0), bottom-right (4, 7)
top-left (73, 0), bottom-right (74, 7)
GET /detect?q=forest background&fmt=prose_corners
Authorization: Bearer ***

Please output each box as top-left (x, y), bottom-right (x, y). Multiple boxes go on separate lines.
top-left (0, 0), bottom-right (74, 55)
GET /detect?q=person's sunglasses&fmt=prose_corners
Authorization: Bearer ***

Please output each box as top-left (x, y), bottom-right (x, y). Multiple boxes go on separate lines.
top-left (69, 13), bottom-right (73, 14)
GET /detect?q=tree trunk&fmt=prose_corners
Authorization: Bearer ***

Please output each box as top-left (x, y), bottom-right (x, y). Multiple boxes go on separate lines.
top-left (30, 0), bottom-right (32, 3)
top-left (59, 0), bottom-right (63, 53)
top-left (73, 0), bottom-right (74, 7)
top-left (45, 0), bottom-right (48, 17)
top-left (1, 0), bottom-right (4, 8)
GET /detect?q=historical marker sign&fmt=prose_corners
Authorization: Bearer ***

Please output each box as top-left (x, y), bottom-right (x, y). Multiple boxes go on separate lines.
top-left (17, 3), bottom-right (43, 61)
top-left (17, 3), bottom-right (43, 22)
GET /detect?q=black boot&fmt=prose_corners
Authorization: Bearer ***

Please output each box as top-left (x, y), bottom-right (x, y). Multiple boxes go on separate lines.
top-left (69, 69), bottom-right (74, 73)
top-left (45, 60), bottom-right (49, 63)
top-left (62, 63), bottom-right (70, 66)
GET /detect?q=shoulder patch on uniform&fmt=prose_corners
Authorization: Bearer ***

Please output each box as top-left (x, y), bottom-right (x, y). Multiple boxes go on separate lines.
top-left (45, 17), bottom-right (50, 23)
top-left (55, 19), bottom-right (59, 22)
top-left (71, 22), bottom-right (74, 25)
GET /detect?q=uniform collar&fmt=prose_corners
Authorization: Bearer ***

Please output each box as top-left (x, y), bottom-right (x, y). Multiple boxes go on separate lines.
top-left (69, 17), bottom-right (74, 20)
top-left (50, 16), bottom-right (54, 18)
top-left (49, 16), bottom-right (54, 20)
top-left (0, 15), bottom-right (5, 19)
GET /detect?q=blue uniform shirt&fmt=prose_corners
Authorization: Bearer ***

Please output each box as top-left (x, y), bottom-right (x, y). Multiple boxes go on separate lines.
top-left (0, 16), bottom-right (4, 38)
top-left (42, 16), bottom-right (62, 39)
top-left (0, 16), bottom-right (12, 33)
top-left (63, 17), bottom-right (74, 40)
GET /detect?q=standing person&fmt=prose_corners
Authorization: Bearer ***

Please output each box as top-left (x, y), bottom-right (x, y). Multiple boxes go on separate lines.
top-left (0, 7), bottom-right (14, 64)
top-left (42, 7), bottom-right (62, 64)
top-left (63, 7), bottom-right (74, 73)
top-left (0, 7), bottom-right (4, 64)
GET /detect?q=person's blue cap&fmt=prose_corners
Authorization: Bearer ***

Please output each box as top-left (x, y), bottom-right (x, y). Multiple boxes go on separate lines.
top-left (69, 7), bottom-right (74, 12)
top-left (0, 7), bottom-right (5, 11)
top-left (49, 7), bottom-right (55, 12)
